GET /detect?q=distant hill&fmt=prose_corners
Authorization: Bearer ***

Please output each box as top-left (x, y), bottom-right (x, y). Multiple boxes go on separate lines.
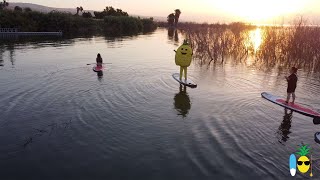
top-left (7, 2), bottom-right (94, 14)
top-left (6, 2), bottom-right (166, 21)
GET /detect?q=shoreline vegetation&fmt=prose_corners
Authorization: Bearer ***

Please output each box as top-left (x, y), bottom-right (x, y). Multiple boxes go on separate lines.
top-left (161, 20), bottom-right (320, 73)
top-left (0, 4), bottom-right (157, 36)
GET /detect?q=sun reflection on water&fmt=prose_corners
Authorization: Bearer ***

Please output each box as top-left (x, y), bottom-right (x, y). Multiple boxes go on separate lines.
top-left (249, 28), bottom-right (262, 52)
top-left (244, 28), bottom-right (263, 66)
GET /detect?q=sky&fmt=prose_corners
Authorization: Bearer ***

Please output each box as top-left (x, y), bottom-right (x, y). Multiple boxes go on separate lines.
top-left (9, 0), bottom-right (320, 24)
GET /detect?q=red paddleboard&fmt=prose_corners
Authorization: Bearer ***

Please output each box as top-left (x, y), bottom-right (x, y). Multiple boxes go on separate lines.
top-left (93, 65), bottom-right (103, 72)
top-left (261, 92), bottom-right (320, 118)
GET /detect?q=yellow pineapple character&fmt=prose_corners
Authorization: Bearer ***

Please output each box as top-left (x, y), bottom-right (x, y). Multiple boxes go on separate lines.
top-left (174, 39), bottom-right (193, 80)
top-left (296, 144), bottom-right (311, 173)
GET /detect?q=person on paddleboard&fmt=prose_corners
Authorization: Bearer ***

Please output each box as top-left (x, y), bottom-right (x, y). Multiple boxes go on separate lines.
top-left (96, 53), bottom-right (103, 67)
top-left (285, 67), bottom-right (298, 104)
top-left (174, 39), bottom-right (193, 81)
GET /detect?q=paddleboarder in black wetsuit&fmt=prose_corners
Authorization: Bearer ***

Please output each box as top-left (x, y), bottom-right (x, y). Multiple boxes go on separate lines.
top-left (285, 67), bottom-right (298, 104)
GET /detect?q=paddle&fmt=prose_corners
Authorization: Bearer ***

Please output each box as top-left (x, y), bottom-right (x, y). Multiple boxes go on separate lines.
top-left (86, 63), bottom-right (112, 65)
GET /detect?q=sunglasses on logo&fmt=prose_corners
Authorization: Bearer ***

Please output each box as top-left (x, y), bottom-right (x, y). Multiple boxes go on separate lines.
top-left (297, 161), bottom-right (310, 165)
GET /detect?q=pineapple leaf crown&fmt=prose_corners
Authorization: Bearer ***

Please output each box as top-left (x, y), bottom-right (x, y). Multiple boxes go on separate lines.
top-left (183, 39), bottom-right (189, 46)
top-left (296, 144), bottom-right (310, 156)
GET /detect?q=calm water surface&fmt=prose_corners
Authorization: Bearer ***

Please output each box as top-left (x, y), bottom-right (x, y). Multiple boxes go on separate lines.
top-left (0, 29), bottom-right (320, 180)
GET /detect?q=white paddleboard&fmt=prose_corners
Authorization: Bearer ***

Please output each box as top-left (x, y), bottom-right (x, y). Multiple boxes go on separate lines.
top-left (289, 154), bottom-right (296, 176)
top-left (172, 73), bottom-right (197, 88)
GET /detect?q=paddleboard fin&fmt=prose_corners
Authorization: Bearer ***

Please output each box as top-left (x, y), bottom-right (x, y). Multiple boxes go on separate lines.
top-left (314, 132), bottom-right (320, 144)
top-left (313, 117), bottom-right (320, 125)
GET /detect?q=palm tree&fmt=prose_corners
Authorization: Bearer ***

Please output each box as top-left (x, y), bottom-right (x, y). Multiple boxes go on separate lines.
top-left (0, 0), bottom-right (9, 9)
top-left (76, 7), bottom-right (80, 15)
top-left (167, 13), bottom-right (175, 27)
top-left (174, 9), bottom-right (181, 26)
top-left (76, 6), bottom-right (83, 15)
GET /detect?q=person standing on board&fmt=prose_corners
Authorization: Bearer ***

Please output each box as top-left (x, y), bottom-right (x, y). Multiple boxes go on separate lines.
top-left (285, 67), bottom-right (298, 104)
top-left (96, 53), bottom-right (103, 67)
top-left (174, 39), bottom-right (193, 81)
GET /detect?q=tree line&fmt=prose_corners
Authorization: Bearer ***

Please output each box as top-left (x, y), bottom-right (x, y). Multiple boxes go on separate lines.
top-left (72, 5), bottom-right (129, 19)
top-left (0, 4), bottom-right (157, 36)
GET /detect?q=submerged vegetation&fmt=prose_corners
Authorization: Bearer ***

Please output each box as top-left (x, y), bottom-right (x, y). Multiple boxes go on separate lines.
top-left (175, 20), bottom-right (320, 72)
top-left (0, 6), bottom-right (157, 36)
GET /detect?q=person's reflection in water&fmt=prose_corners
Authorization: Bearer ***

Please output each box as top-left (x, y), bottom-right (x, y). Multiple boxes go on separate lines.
top-left (7, 43), bottom-right (15, 66)
top-left (277, 108), bottom-right (293, 144)
top-left (97, 71), bottom-right (103, 81)
top-left (174, 84), bottom-right (191, 118)
top-left (0, 45), bottom-right (4, 66)
top-left (174, 29), bottom-right (179, 42)
top-left (168, 27), bottom-right (174, 40)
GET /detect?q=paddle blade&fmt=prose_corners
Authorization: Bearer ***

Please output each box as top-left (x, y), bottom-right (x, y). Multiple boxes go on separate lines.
top-left (313, 117), bottom-right (320, 125)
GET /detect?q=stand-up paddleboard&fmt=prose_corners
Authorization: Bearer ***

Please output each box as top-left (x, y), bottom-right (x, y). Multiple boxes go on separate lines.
top-left (93, 65), bottom-right (103, 72)
top-left (289, 154), bottom-right (297, 176)
top-left (172, 73), bottom-right (197, 88)
top-left (261, 92), bottom-right (320, 119)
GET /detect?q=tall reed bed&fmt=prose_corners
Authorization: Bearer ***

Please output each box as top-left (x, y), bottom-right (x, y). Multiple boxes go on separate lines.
top-left (180, 21), bottom-right (320, 72)
top-left (258, 23), bottom-right (320, 72)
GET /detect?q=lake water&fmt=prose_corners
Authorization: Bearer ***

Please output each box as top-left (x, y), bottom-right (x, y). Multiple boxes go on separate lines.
top-left (0, 28), bottom-right (320, 180)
